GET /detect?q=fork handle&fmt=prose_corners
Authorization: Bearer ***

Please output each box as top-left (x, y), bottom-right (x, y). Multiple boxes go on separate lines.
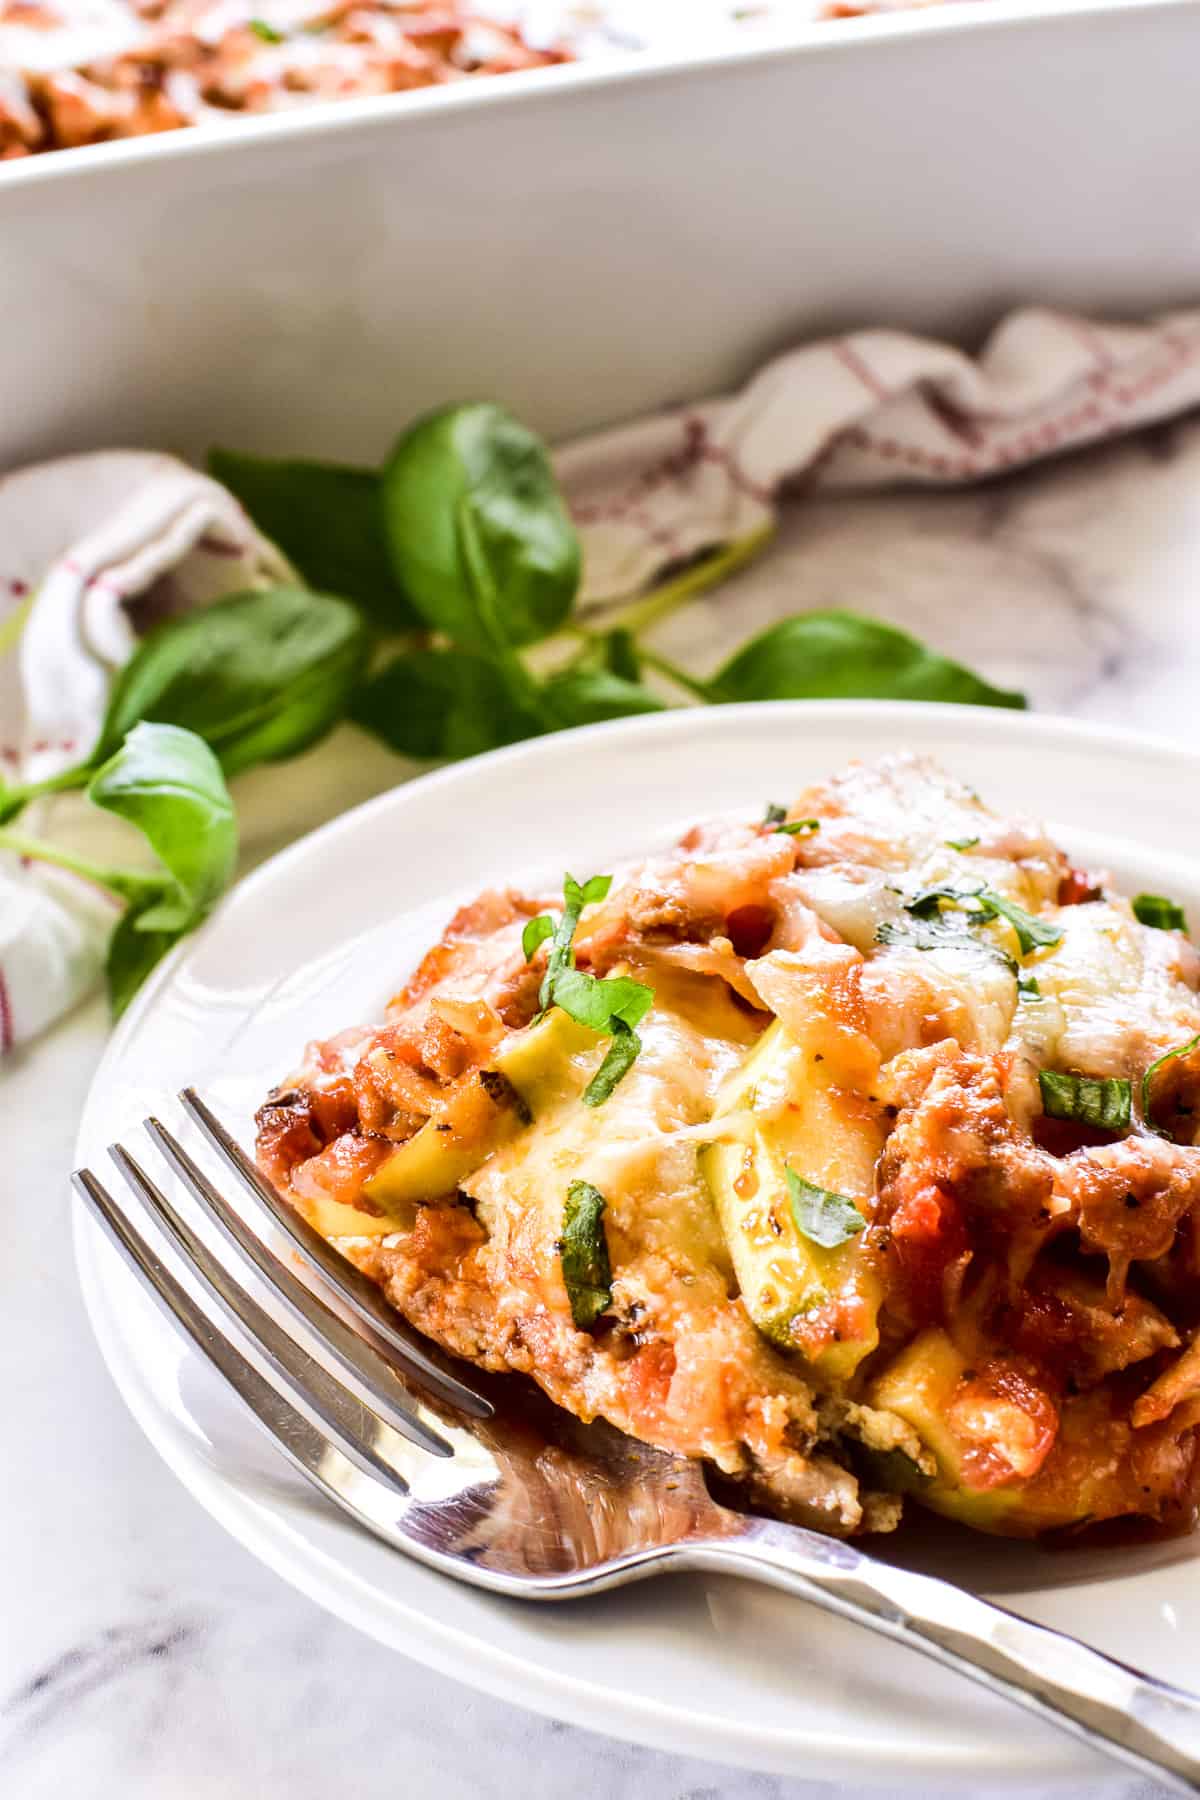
top-left (688, 1518), bottom-right (1200, 1794)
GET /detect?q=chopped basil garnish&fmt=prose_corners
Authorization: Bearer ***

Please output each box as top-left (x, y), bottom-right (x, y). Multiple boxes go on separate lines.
top-left (583, 1020), bottom-right (640, 1107)
top-left (762, 803), bottom-right (819, 835)
top-left (945, 835), bottom-right (980, 851)
top-left (561, 1181), bottom-right (613, 1328)
top-left (551, 968), bottom-right (652, 1033)
top-left (1133, 893), bottom-right (1188, 933)
top-left (877, 915), bottom-right (1017, 974)
top-left (248, 17), bottom-right (284, 39)
top-left (980, 891), bottom-right (1062, 953)
top-left (786, 1167), bottom-right (867, 1249)
top-left (523, 873), bottom-right (652, 1105)
top-left (1017, 973), bottom-right (1042, 1001)
top-left (901, 881), bottom-right (1061, 956)
top-left (521, 913), bottom-right (555, 960)
top-left (536, 871), bottom-right (612, 1008)
top-left (1141, 1034), bottom-right (1200, 1140)
top-left (904, 882), bottom-right (989, 921)
top-left (1038, 1070), bottom-right (1131, 1132)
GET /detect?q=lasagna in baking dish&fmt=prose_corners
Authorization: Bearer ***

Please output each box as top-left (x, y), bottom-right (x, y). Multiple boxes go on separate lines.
top-left (256, 754), bottom-right (1200, 1538)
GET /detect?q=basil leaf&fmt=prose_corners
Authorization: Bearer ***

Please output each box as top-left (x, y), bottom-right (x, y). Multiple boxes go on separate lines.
top-left (87, 723), bottom-right (237, 1016)
top-left (537, 668), bottom-right (664, 731)
top-left (522, 914), bottom-right (555, 960)
top-left (88, 723), bottom-right (237, 928)
top-left (382, 403), bottom-right (580, 652)
top-left (1038, 1070), bottom-right (1131, 1132)
top-left (582, 1020), bottom-right (641, 1107)
top-left (1133, 893), bottom-right (1188, 933)
top-left (104, 892), bottom-right (181, 1019)
top-left (551, 968), bottom-right (653, 1034)
top-left (946, 835), bottom-right (980, 851)
top-left (708, 611), bottom-right (1026, 709)
top-left (776, 818), bottom-right (819, 837)
top-left (561, 1181), bottom-right (613, 1328)
top-left (96, 586), bottom-right (369, 777)
top-left (903, 881), bottom-right (988, 920)
top-left (208, 450), bottom-right (415, 628)
top-left (247, 18), bottom-right (283, 40)
top-left (980, 891), bottom-right (1063, 954)
top-left (763, 802), bottom-right (788, 826)
top-left (786, 1167), bottom-right (866, 1249)
top-left (901, 882), bottom-right (1061, 955)
top-left (352, 647), bottom-right (539, 761)
top-left (1017, 974), bottom-right (1042, 1001)
top-left (1141, 1034), bottom-right (1200, 1140)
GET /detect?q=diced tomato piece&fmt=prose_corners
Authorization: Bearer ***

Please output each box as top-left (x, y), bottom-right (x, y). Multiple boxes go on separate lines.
top-left (886, 1181), bottom-right (968, 1326)
top-left (1057, 868), bottom-right (1102, 906)
top-left (291, 1131), bottom-right (391, 1206)
top-left (946, 1362), bottom-right (1059, 1489)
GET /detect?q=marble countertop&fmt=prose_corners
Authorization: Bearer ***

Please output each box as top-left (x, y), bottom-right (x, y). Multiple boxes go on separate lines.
top-left (6, 415), bottom-right (1200, 1800)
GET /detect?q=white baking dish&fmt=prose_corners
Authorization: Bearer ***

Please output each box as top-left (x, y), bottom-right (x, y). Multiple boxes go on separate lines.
top-left (2, 0), bottom-right (1199, 472)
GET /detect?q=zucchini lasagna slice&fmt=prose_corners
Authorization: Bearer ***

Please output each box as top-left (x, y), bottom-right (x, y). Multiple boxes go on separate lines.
top-left (256, 753), bottom-right (1200, 1539)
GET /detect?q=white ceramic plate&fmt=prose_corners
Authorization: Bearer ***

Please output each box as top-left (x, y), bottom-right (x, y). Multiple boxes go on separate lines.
top-left (74, 702), bottom-right (1200, 1790)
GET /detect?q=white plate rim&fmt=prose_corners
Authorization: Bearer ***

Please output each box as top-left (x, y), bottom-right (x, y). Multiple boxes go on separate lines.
top-left (71, 699), bottom-right (1200, 1786)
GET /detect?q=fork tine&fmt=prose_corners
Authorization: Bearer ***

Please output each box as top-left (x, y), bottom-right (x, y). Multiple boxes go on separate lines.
top-left (74, 1163), bottom-right (413, 1497)
top-left (139, 1119), bottom-right (455, 1456)
top-left (178, 1087), bottom-right (492, 1420)
top-left (108, 1141), bottom-right (452, 1468)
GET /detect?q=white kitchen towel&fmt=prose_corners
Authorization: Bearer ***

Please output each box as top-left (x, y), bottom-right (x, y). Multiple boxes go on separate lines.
top-left (5, 305), bottom-right (1200, 1052)
top-left (561, 306), bottom-right (1200, 602)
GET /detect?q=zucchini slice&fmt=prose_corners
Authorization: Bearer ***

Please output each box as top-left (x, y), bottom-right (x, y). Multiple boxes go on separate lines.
top-left (700, 1018), bottom-right (884, 1381)
top-left (362, 1009), bottom-right (598, 1214)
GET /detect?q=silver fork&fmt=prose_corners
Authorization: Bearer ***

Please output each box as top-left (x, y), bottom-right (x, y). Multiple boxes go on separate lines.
top-left (74, 1089), bottom-right (1200, 1795)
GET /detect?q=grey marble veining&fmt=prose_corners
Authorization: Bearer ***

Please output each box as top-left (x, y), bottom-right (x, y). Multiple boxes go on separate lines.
top-left (7, 415), bottom-right (1200, 1800)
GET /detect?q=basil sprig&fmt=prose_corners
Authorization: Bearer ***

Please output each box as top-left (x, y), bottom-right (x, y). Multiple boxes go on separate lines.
top-left (561, 1181), bottom-right (613, 1328)
top-left (1038, 1070), bottom-right (1132, 1132)
top-left (1133, 893), bottom-right (1189, 933)
top-left (786, 1167), bottom-right (867, 1249)
top-left (217, 403), bottom-right (1025, 769)
top-left (208, 450), bottom-right (416, 628)
top-left (96, 587), bottom-right (370, 776)
top-left (0, 722), bottom-right (237, 1017)
top-left (1141, 1034), bottom-right (1200, 1140)
top-left (522, 873), bottom-right (653, 1105)
top-left (0, 586), bottom-right (362, 1011)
